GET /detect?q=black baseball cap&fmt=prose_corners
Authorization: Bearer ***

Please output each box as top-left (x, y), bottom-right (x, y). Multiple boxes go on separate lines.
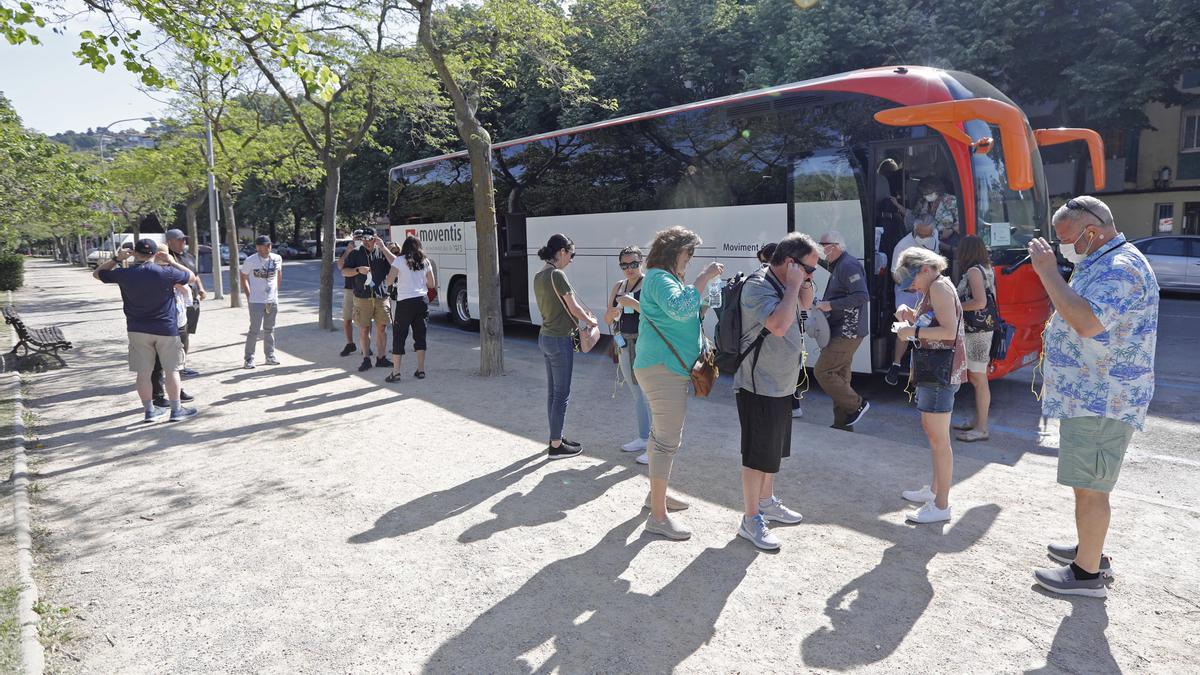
top-left (255, 235), bottom-right (272, 246)
top-left (134, 238), bottom-right (158, 255)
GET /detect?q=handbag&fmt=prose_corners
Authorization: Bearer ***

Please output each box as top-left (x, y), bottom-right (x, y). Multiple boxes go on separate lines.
top-left (643, 315), bottom-right (718, 397)
top-left (556, 286), bottom-right (600, 353)
top-left (910, 312), bottom-right (961, 388)
top-left (962, 265), bottom-right (1000, 334)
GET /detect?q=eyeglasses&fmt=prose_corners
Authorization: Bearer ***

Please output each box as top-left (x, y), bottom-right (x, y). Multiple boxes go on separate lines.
top-left (819, 241), bottom-right (836, 247)
top-left (801, 263), bottom-right (817, 275)
top-left (1065, 198), bottom-right (1107, 227)
top-left (569, 251), bottom-right (576, 259)
top-left (618, 260), bottom-right (641, 270)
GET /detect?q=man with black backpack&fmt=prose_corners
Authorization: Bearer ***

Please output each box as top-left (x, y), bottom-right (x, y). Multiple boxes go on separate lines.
top-left (730, 233), bottom-right (819, 551)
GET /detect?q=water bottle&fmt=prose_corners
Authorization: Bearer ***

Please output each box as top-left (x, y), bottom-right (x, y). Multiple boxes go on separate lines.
top-left (706, 277), bottom-right (723, 309)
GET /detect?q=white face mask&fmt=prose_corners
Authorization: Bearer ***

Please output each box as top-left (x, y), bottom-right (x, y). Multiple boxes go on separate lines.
top-left (1061, 231), bottom-right (1096, 264)
top-left (914, 233), bottom-right (936, 248)
top-left (924, 192), bottom-right (938, 203)
top-left (355, 239), bottom-right (364, 249)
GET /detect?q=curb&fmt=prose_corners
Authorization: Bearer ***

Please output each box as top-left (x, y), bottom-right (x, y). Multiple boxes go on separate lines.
top-left (7, 291), bottom-right (44, 675)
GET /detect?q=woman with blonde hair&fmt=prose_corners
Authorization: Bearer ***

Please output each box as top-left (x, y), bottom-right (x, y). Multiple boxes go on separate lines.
top-left (892, 246), bottom-right (966, 524)
top-left (952, 236), bottom-right (996, 442)
top-left (634, 226), bottom-right (724, 540)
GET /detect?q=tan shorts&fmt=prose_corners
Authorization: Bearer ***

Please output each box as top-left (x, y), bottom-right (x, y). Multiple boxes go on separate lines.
top-left (128, 331), bottom-right (184, 373)
top-left (342, 289), bottom-right (354, 322)
top-left (353, 296), bottom-right (392, 327)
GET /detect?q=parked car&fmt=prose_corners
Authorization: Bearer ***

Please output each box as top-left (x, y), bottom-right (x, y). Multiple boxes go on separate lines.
top-left (273, 243), bottom-right (303, 259)
top-left (303, 239), bottom-right (319, 258)
top-left (1131, 235), bottom-right (1200, 292)
top-left (333, 238), bottom-right (355, 258)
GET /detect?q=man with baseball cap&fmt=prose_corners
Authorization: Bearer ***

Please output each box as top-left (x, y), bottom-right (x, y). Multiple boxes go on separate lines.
top-left (342, 226), bottom-right (392, 372)
top-left (148, 229), bottom-right (206, 407)
top-left (240, 234), bottom-right (283, 369)
top-left (94, 238), bottom-right (199, 422)
top-left (335, 229), bottom-right (364, 357)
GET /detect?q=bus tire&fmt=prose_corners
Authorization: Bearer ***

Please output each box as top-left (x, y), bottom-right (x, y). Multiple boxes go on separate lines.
top-left (448, 278), bottom-right (474, 330)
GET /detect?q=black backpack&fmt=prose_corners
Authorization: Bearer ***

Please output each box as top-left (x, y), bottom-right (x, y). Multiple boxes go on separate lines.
top-left (712, 269), bottom-right (785, 377)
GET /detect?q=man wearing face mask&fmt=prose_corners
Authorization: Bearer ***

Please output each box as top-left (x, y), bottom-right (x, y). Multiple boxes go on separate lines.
top-left (1028, 195), bottom-right (1159, 598)
top-left (886, 216), bottom-right (940, 385)
top-left (897, 177), bottom-right (959, 254)
top-left (336, 229), bottom-right (363, 357)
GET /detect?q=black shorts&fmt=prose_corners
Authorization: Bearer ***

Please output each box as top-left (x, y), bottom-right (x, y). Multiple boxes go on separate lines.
top-left (736, 389), bottom-right (792, 473)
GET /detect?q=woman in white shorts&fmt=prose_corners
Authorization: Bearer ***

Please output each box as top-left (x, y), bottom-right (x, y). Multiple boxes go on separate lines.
top-left (953, 236), bottom-right (996, 442)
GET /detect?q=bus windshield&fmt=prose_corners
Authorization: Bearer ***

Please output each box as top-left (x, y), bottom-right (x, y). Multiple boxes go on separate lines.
top-left (965, 120), bottom-right (1048, 262)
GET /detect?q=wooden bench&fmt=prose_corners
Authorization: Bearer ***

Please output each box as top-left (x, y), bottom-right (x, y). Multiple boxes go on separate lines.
top-left (3, 306), bottom-right (72, 366)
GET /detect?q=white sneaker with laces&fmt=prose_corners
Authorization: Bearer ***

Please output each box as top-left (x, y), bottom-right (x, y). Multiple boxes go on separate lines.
top-left (901, 485), bottom-right (935, 503)
top-left (759, 496), bottom-right (803, 524)
top-left (622, 438), bottom-right (648, 453)
top-left (791, 407), bottom-right (804, 419)
top-left (635, 452), bottom-right (649, 465)
top-left (907, 502), bottom-right (952, 524)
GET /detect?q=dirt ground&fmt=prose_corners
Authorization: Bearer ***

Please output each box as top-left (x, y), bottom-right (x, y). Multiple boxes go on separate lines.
top-left (11, 259), bottom-right (1200, 673)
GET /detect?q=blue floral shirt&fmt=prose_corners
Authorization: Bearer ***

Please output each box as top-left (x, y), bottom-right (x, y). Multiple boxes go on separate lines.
top-left (1042, 235), bottom-right (1159, 430)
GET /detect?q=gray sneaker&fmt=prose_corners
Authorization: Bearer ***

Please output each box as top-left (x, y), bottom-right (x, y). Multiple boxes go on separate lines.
top-left (1034, 564), bottom-right (1107, 598)
top-left (644, 514), bottom-right (691, 540)
top-left (169, 406), bottom-right (199, 422)
top-left (643, 493), bottom-right (690, 511)
top-left (265, 355), bottom-right (280, 366)
top-left (143, 406), bottom-right (169, 423)
top-left (1047, 543), bottom-right (1113, 575)
top-left (759, 496), bottom-right (803, 524)
top-left (738, 514), bottom-right (781, 550)
top-left (244, 357), bottom-right (255, 369)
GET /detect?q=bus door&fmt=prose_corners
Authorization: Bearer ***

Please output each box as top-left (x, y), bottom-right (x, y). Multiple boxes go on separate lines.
top-left (497, 212), bottom-right (530, 320)
top-left (868, 139), bottom-right (962, 370)
top-left (790, 148), bottom-right (872, 373)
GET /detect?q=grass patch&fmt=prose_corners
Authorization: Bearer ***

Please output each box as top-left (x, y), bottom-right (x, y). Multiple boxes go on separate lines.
top-left (0, 584), bottom-right (20, 673)
top-left (34, 599), bottom-right (80, 666)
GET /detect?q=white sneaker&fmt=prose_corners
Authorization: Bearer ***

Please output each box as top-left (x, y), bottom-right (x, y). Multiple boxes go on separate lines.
top-left (635, 452), bottom-right (649, 465)
top-left (622, 438), bottom-right (648, 453)
top-left (901, 485), bottom-right (935, 503)
top-left (907, 502), bottom-right (952, 524)
top-left (759, 496), bottom-right (803, 524)
top-left (791, 407), bottom-right (804, 419)
top-left (738, 514), bottom-right (781, 550)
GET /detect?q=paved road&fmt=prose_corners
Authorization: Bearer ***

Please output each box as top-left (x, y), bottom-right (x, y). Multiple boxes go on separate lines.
top-left (245, 259), bottom-right (1200, 503)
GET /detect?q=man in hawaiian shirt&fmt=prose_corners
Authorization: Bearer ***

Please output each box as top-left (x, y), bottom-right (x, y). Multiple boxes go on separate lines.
top-left (1028, 195), bottom-right (1159, 598)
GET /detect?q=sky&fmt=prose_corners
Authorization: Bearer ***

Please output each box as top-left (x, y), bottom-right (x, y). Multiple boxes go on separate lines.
top-left (0, 18), bottom-right (166, 135)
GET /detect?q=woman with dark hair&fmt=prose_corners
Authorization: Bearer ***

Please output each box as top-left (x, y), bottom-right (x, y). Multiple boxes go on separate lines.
top-left (533, 233), bottom-right (597, 460)
top-left (893, 247), bottom-right (967, 524)
top-left (953, 235), bottom-right (996, 442)
top-left (635, 226), bottom-right (724, 540)
top-left (603, 245), bottom-right (652, 461)
top-left (383, 235), bottom-right (436, 382)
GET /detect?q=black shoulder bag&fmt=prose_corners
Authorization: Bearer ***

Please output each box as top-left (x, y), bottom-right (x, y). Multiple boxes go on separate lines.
top-left (910, 309), bottom-right (961, 388)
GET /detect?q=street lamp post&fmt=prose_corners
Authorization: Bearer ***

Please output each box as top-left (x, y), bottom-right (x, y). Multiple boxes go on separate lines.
top-left (98, 116), bottom-right (157, 255)
top-left (204, 115), bottom-right (223, 299)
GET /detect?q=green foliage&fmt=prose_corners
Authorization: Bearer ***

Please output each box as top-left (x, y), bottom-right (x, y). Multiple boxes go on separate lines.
top-left (0, 252), bottom-right (25, 290)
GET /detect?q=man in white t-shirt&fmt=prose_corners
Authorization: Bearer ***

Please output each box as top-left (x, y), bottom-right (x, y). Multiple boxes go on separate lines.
top-left (240, 235), bottom-right (283, 369)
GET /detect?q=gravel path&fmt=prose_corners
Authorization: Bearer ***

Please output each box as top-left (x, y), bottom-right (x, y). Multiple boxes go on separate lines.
top-left (13, 259), bottom-right (1199, 673)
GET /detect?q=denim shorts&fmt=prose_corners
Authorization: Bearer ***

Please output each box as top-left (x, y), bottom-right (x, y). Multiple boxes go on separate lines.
top-left (915, 383), bottom-right (959, 413)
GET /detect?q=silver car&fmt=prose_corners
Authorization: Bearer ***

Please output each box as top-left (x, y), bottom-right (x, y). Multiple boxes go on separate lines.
top-left (1132, 235), bottom-right (1200, 292)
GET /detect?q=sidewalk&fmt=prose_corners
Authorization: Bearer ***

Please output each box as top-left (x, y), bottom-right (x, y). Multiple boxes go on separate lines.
top-left (12, 259), bottom-right (1198, 672)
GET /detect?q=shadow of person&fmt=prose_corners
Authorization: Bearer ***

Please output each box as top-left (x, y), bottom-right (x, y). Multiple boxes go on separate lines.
top-left (802, 503), bottom-right (1001, 669)
top-left (347, 452), bottom-right (547, 544)
top-left (1025, 589), bottom-right (1118, 673)
top-left (458, 464), bottom-right (637, 543)
top-left (424, 517), bottom-right (759, 673)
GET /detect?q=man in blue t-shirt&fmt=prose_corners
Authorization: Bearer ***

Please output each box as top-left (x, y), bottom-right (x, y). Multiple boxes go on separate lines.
top-left (94, 238), bottom-right (200, 423)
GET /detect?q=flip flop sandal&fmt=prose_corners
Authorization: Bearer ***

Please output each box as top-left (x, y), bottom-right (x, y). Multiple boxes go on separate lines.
top-left (953, 421), bottom-right (975, 431)
top-left (385, 372), bottom-right (401, 383)
top-left (414, 370), bottom-right (426, 379)
top-left (956, 429), bottom-right (990, 442)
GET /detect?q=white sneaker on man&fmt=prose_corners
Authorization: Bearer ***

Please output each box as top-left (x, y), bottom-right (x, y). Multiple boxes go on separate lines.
top-left (622, 438), bottom-right (648, 453)
top-left (906, 502), bottom-right (952, 524)
top-left (635, 452), bottom-right (649, 465)
top-left (791, 407), bottom-right (804, 419)
top-left (901, 485), bottom-right (935, 503)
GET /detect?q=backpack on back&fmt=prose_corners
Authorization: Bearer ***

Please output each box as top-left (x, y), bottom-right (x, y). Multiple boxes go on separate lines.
top-left (712, 269), bottom-right (784, 376)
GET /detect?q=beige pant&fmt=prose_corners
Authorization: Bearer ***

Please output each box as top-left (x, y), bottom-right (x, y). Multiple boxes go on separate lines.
top-left (815, 335), bottom-right (864, 426)
top-left (128, 332), bottom-right (184, 373)
top-left (634, 363), bottom-right (690, 481)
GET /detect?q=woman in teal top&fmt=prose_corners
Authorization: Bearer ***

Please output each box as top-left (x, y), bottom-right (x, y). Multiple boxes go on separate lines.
top-left (634, 226), bottom-right (724, 542)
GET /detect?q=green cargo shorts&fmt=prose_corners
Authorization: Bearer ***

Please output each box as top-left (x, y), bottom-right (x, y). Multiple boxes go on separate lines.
top-left (1057, 416), bottom-right (1135, 493)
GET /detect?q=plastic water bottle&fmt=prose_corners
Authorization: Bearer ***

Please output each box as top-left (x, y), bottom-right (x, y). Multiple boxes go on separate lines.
top-left (706, 278), bottom-right (723, 309)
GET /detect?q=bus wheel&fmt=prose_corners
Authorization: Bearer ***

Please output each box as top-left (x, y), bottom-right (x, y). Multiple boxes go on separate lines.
top-left (449, 278), bottom-right (473, 330)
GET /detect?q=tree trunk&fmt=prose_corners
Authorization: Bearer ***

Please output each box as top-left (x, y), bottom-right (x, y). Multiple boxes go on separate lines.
top-left (222, 189), bottom-right (242, 309)
top-left (76, 234), bottom-right (86, 266)
top-left (461, 118), bottom-right (505, 376)
top-left (269, 219), bottom-right (278, 245)
top-left (293, 207), bottom-right (303, 245)
top-left (185, 192), bottom-right (205, 259)
top-left (318, 162), bottom-right (340, 331)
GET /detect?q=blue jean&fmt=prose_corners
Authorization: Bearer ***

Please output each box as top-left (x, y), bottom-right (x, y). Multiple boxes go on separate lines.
top-left (916, 383), bottom-right (960, 413)
top-left (617, 335), bottom-right (651, 441)
top-left (539, 333), bottom-right (575, 442)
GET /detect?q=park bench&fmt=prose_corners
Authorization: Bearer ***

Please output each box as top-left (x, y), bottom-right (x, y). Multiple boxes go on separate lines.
top-left (3, 306), bottom-right (72, 366)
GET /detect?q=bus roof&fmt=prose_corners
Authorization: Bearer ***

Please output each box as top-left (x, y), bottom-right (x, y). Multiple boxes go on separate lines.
top-left (390, 65), bottom-right (959, 174)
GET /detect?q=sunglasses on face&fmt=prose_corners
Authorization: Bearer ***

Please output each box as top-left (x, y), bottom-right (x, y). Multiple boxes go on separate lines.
top-left (568, 251), bottom-right (576, 259)
top-left (1065, 198), bottom-right (1106, 227)
top-left (618, 260), bottom-right (641, 270)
